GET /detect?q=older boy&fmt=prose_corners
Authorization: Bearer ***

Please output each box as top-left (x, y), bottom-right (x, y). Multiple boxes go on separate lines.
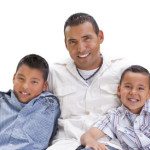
top-left (80, 65), bottom-right (150, 150)
top-left (0, 54), bottom-right (60, 150)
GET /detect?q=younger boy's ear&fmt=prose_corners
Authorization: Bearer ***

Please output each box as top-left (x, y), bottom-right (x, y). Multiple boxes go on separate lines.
top-left (117, 85), bottom-right (121, 99)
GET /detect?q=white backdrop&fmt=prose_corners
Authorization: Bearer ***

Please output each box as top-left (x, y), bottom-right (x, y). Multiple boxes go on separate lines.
top-left (0, 0), bottom-right (150, 91)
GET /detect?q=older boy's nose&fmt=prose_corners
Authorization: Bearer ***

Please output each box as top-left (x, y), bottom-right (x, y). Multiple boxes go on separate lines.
top-left (23, 82), bottom-right (28, 89)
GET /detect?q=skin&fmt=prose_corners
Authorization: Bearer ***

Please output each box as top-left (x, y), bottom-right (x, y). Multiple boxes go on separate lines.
top-left (13, 64), bottom-right (47, 103)
top-left (81, 127), bottom-right (107, 150)
top-left (65, 22), bottom-right (104, 70)
top-left (118, 72), bottom-right (150, 114)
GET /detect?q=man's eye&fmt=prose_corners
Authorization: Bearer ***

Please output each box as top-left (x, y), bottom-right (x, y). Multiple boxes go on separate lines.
top-left (69, 40), bottom-right (76, 45)
top-left (18, 77), bottom-right (24, 81)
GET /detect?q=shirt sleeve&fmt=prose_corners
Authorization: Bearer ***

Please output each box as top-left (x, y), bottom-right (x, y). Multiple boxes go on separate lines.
top-left (93, 109), bottom-right (117, 139)
top-left (23, 93), bottom-right (60, 149)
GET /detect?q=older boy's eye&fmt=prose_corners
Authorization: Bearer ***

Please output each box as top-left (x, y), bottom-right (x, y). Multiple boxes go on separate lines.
top-left (31, 81), bottom-right (38, 84)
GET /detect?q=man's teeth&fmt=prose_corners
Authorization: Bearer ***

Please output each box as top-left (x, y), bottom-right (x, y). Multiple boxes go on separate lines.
top-left (78, 53), bottom-right (89, 58)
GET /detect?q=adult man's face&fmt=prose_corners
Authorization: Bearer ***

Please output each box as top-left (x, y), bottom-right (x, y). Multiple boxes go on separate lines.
top-left (65, 22), bottom-right (104, 70)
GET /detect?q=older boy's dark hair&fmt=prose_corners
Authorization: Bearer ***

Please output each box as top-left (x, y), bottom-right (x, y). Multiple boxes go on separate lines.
top-left (16, 54), bottom-right (49, 81)
top-left (120, 65), bottom-right (150, 86)
top-left (64, 12), bottom-right (100, 35)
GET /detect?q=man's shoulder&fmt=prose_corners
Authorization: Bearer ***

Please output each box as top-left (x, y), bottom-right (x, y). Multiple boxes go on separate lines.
top-left (104, 57), bottom-right (131, 76)
top-left (49, 58), bottom-right (75, 75)
top-left (50, 58), bottom-right (73, 67)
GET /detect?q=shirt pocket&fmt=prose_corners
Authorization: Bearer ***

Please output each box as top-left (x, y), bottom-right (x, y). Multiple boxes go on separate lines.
top-left (54, 85), bottom-right (77, 118)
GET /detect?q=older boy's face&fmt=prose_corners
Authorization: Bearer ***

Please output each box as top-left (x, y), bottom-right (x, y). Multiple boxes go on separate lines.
top-left (118, 72), bottom-right (150, 114)
top-left (13, 64), bottom-right (47, 103)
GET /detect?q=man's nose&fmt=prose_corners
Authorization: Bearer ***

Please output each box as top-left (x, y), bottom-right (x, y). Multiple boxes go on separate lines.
top-left (78, 42), bottom-right (86, 53)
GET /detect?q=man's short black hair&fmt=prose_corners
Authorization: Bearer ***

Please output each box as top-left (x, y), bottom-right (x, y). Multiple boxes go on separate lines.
top-left (64, 12), bottom-right (100, 35)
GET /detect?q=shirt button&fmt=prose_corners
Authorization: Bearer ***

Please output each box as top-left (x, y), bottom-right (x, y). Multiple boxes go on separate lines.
top-left (86, 111), bottom-right (90, 115)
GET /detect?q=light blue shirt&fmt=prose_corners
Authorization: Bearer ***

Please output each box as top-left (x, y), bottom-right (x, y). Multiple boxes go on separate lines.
top-left (94, 100), bottom-right (150, 150)
top-left (0, 90), bottom-right (60, 150)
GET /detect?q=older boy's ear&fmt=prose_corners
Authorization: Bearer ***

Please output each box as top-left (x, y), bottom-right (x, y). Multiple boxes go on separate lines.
top-left (43, 81), bottom-right (48, 91)
top-left (13, 73), bottom-right (16, 83)
top-left (117, 85), bottom-right (121, 99)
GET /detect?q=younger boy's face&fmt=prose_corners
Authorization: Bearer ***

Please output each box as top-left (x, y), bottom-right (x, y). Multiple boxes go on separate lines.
top-left (118, 72), bottom-right (150, 114)
top-left (13, 64), bottom-right (47, 103)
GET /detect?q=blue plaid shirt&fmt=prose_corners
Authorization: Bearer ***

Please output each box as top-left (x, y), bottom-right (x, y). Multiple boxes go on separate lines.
top-left (94, 100), bottom-right (150, 150)
top-left (0, 90), bottom-right (60, 150)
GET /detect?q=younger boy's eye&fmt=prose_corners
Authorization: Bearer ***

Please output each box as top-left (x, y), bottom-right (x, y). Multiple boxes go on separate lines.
top-left (139, 87), bottom-right (144, 90)
top-left (124, 85), bottom-right (131, 89)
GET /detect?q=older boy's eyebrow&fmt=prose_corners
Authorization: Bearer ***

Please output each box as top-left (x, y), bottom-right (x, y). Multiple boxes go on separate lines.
top-left (31, 78), bottom-right (41, 81)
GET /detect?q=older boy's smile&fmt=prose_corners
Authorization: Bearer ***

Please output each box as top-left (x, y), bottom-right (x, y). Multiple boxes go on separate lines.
top-left (13, 64), bottom-right (47, 103)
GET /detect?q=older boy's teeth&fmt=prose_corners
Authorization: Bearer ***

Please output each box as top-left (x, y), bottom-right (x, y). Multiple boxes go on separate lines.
top-left (22, 92), bottom-right (28, 95)
top-left (78, 53), bottom-right (89, 58)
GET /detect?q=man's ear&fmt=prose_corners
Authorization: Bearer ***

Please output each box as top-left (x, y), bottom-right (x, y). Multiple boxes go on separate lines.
top-left (64, 37), bottom-right (68, 49)
top-left (117, 85), bottom-right (121, 99)
top-left (98, 30), bottom-right (104, 44)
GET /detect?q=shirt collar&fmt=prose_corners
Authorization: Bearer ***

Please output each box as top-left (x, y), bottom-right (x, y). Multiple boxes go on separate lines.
top-left (119, 99), bottom-right (150, 117)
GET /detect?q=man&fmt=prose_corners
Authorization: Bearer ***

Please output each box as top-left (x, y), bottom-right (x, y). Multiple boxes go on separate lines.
top-left (47, 12), bottom-right (129, 150)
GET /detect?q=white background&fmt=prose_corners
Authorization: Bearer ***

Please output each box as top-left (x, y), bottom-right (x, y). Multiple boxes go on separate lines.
top-left (0, 0), bottom-right (150, 91)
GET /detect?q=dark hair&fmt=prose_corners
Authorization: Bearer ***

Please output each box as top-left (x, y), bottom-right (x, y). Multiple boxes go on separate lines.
top-left (16, 54), bottom-right (49, 81)
top-left (120, 65), bottom-right (150, 86)
top-left (64, 12), bottom-right (100, 35)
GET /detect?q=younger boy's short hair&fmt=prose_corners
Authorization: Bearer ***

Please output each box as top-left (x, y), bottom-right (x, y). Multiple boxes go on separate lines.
top-left (16, 54), bottom-right (49, 81)
top-left (120, 65), bottom-right (150, 86)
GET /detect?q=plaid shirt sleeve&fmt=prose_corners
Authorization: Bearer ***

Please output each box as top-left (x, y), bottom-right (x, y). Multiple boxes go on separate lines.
top-left (93, 109), bottom-right (117, 139)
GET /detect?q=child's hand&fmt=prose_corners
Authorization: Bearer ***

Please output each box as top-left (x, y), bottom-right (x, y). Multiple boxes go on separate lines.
top-left (86, 141), bottom-right (108, 150)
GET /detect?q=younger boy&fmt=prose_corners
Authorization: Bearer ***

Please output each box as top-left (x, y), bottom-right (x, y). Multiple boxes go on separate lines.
top-left (0, 54), bottom-right (60, 150)
top-left (80, 65), bottom-right (150, 150)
